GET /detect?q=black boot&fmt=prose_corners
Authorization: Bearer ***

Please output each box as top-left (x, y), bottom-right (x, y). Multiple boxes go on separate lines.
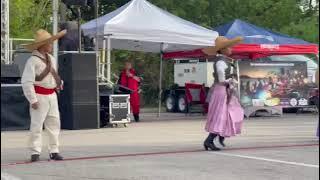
top-left (203, 133), bottom-right (220, 151)
top-left (134, 114), bottom-right (140, 122)
top-left (49, 153), bottom-right (64, 161)
top-left (31, 154), bottom-right (40, 162)
top-left (219, 136), bottom-right (226, 147)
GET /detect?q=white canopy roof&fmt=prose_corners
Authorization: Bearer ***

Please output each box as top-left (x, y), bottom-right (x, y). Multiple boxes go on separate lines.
top-left (81, 0), bottom-right (218, 53)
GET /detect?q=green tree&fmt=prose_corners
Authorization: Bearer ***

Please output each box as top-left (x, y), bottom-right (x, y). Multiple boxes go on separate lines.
top-left (10, 0), bottom-right (53, 38)
top-left (281, 17), bottom-right (319, 44)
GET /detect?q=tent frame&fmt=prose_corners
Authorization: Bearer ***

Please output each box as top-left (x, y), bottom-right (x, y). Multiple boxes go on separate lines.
top-left (83, 0), bottom-right (219, 118)
top-left (100, 34), bottom-right (165, 117)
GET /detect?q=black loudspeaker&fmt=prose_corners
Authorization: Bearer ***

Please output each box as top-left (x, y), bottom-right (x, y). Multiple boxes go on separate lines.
top-left (58, 53), bottom-right (99, 130)
top-left (99, 85), bottom-right (113, 127)
top-left (1, 64), bottom-right (21, 84)
top-left (59, 21), bottom-right (80, 51)
top-left (59, 21), bottom-right (93, 51)
top-left (13, 52), bottom-right (32, 76)
top-left (1, 85), bottom-right (30, 131)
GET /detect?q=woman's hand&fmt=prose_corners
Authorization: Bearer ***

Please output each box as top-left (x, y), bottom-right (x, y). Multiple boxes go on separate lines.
top-left (223, 81), bottom-right (230, 88)
top-left (133, 76), bottom-right (141, 82)
top-left (126, 70), bottom-right (132, 77)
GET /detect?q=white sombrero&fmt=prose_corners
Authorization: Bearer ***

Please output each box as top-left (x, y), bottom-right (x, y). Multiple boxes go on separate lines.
top-left (23, 29), bottom-right (67, 51)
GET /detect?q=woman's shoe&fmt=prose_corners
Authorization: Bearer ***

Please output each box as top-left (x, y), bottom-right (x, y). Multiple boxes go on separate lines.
top-left (134, 114), bottom-right (140, 122)
top-left (203, 142), bottom-right (221, 151)
top-left (219, 136), bottom-right (226, 147)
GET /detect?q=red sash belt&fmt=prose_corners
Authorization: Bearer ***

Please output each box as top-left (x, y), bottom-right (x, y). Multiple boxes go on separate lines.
top-left (34, 86), bottom-right (55, 95)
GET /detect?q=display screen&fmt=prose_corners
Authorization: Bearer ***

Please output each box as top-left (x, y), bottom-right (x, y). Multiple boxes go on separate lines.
top-left (239, 60), bottom-right (310, 107)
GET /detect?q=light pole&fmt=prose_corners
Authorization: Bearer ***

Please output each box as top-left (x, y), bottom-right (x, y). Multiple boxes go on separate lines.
top-left (52, 0), bottom-right (58, 63)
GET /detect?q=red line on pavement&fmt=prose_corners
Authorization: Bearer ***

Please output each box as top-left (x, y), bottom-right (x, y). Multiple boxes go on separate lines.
top-left (1, 143), bottom-right (318, 167)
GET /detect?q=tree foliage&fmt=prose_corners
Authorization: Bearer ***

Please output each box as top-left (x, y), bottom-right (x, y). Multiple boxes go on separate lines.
top-left (10, 0), bottom-right (52, 38)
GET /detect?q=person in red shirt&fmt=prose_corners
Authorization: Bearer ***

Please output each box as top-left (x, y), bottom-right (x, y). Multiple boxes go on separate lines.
top-left (119, 62), bottom-right (141, 122)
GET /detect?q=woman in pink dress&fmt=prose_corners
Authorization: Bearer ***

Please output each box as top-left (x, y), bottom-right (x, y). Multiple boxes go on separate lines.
top-left (202, 36), bottom-right (244, 151)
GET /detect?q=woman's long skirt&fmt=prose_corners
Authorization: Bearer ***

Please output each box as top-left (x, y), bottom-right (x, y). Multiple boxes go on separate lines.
top-left (205, 84), bottom-right (244, 137)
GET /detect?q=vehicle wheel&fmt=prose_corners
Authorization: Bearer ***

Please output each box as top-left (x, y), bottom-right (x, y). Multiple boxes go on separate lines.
top-left (177, 95), bottom-right (187, 113)
top-left (165, 95), bottom-right (176, 112)
top-left (124, 123), bottom-right (128, 127)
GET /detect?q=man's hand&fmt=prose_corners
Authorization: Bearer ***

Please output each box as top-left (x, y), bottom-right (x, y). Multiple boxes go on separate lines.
top-left (31, 102), bottom-right (39, 110)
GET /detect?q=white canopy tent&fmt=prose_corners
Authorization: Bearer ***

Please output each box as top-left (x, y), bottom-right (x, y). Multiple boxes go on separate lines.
top-left (81, 0), bottom-right (218, 116)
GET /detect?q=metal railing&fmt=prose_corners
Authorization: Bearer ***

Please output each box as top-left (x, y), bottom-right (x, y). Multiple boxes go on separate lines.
top-left (9, 38), bottom-right (34, 64)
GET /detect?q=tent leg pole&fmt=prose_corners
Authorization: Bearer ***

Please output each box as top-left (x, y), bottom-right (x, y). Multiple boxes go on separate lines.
top-left (107, 35), bottom-right (111, 82)
top-left (158, 46), bottom-right (164, 117)
top-left (236, 60), bottom-right (241, 98)
top-left (102, 39), bottom-right (106, 81)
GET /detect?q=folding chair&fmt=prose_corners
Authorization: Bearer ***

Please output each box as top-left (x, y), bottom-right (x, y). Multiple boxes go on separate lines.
top-left (185, 83), bottom-right (207, 115)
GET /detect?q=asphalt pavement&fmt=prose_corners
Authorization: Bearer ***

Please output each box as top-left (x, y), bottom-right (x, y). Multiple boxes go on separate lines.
top-left (1, 113), bottom-right (319, 180)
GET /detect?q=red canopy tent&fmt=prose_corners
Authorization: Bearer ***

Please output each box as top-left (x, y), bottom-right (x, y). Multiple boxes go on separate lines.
top-left (164, 44), bottom-right (319, 59)
top-left (164, 19), bottom-right (319, 59)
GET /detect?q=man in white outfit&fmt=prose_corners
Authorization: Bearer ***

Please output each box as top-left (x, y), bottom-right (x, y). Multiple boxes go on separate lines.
top-left (21, 29), bottom-right (66, 162)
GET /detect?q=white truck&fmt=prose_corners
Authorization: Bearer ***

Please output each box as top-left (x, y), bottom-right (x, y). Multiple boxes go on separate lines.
top-left (163, 59), bottom-right (215, 112)
top-left (162, 55), bottom-right (318, 114)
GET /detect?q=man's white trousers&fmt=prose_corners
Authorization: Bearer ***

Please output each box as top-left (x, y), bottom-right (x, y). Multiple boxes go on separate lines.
top-left (29, 93), bottom-right (60, 155)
